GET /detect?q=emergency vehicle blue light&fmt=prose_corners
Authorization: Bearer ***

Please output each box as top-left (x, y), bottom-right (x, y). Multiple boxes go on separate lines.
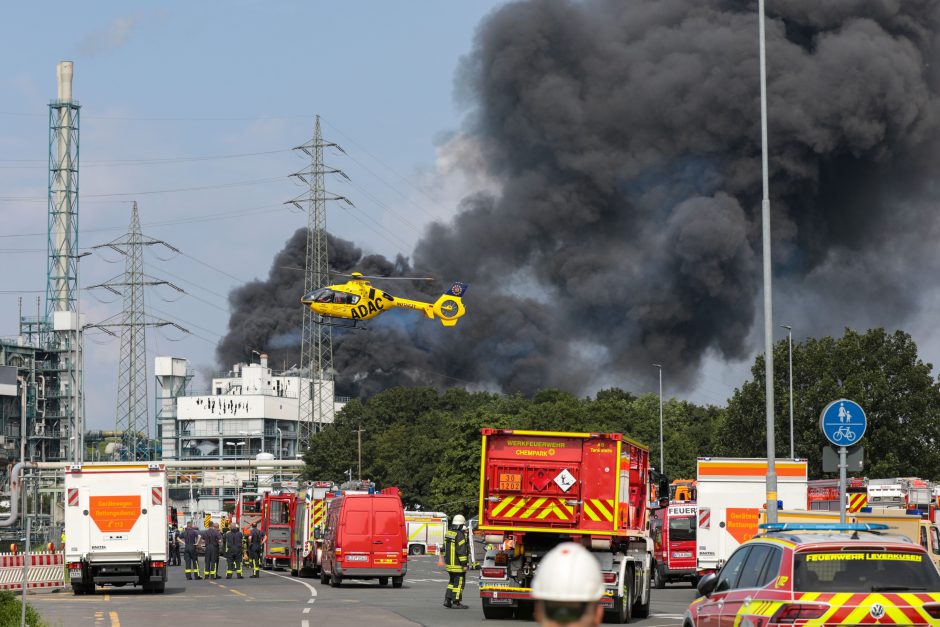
top-left (860, 507), bottom-right (873, 513)
top-left (759, 522), bottom-right (890, 532)
top-left (906, 509), bottom-right (922, 516)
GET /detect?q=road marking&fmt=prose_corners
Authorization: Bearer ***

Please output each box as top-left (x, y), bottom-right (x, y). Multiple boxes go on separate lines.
top-left (229, 588), bottom-right (247, 597)
top-left (263, 569), bottom-right (319, 600)
top-left (109, 611), bottom-right (120, 627)
top-left (308, 598), bottom-right (315, 603)
top-left (303, 607), bottom-right (310, 614)
top-left (103, 594), bottom-right (110, 601)
top-left (302, 621), bottom-right (309, 627)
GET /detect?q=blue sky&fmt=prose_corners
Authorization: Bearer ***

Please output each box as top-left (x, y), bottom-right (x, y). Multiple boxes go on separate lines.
top-left (0, 1), bottom-right (508, 430)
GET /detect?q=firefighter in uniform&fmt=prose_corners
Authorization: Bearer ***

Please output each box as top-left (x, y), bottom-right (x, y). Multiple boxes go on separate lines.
top-left (168, 524), bottom-right (181, 566)
top-left (224, 524), bottom-right (244, 579)
top-left (203, 521), bottom-right (223, 579)
top-left (443, 514), bottom-right (470, 609)
top-left (181, 522), bottom-right (202, 580)
top-left (248, 522), bottom-right (264, 578)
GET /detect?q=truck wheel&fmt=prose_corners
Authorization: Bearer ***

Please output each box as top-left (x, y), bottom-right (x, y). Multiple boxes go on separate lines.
top-left (633, 563), bottom-right (652, 619)
top-left (378, 577), bottom-right (389, 586)
top-left (482, 600), bottom-right (514, 620)
top-left (71, 584), bottom-right (84, 596)
top-left (84, 583), bottom-right (96, 595)
top-left (392, 576), bottom-right (404, 588)
top-left (606, 566), bottom-right (632, 624)
top-left (409, 544), bottom-right (424, 555)
top-left (329, 571), bottom-right (342, 587)
top-left (153, 582), bottom-right (166, 594)
top-left (653, 562), bottom-right (665, 589)
top-left (514, 602), bottom-right (534, 620)
top-left (320, 568), bottom-right (329, 585)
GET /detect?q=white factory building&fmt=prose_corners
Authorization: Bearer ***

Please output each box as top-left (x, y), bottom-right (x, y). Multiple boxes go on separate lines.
top-left (157, 354), bottom-right (346, 461)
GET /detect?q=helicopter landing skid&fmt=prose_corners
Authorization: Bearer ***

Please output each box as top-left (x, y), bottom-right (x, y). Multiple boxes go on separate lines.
top-left (314, 315), bottom-right (367, 331)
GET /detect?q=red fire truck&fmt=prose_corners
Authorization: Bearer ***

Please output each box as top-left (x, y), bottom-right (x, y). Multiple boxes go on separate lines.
top-left (287, 482), bottom-right (335, 577)
top-left (807, 477), bottom-right (868, 512)
top-left (477, 429), bottom-right (653, 623)
top-left (261, 491), bottom-right (296, 569)
top-left (233, 491), bottom-right (264, 529)
top-left (650, 502), bottom-right (697, 588)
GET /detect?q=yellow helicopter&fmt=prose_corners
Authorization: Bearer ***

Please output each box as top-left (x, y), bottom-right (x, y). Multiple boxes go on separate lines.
top-left (301, 272), bottom-right (469, 329)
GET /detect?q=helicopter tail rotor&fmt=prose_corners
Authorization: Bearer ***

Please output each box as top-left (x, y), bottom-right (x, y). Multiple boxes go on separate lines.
top-left (432, 282), bottom-right (469, 326)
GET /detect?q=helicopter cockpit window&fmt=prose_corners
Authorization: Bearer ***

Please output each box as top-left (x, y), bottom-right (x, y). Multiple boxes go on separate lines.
top-left (332, 291), bottom-right (359, 305)
top-left (304, 288), bottom-right (334, 304)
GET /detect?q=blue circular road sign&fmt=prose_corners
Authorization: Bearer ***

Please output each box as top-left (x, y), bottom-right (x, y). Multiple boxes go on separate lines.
top-left (819, 399), bottom-right (867, 447)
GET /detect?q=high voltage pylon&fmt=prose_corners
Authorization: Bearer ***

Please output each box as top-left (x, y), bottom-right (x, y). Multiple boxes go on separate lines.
top-left (287, 115), bottom-right (352, 446)
top-left (87, 202), bottom-right (187, 460)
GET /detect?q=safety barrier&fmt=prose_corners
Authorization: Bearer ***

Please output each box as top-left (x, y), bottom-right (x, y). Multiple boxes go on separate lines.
top-left (0, 552), bottom-right (66, 590)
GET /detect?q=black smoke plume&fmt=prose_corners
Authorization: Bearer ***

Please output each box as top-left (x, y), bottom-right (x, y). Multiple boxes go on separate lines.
top-left (219, 0), bottom-right (940, 397)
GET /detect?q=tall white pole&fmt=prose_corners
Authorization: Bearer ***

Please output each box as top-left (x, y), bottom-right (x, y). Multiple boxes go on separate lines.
top-left (782, 325), bottom-right (793, 459)
top-left (653, 364), bottom-right (664, 474)
top-left (759, 0), bottom-right (778, 523)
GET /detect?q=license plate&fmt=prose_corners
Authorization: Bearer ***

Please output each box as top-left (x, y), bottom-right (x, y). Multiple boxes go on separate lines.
top-left (69, 569), bottom-right (81, 577)
top-left (346, 555), bottom-right (368, 562)
top-left (672, 552), bottom-right (692, 558)
top-left (489, 598), bottom-right (513, 605)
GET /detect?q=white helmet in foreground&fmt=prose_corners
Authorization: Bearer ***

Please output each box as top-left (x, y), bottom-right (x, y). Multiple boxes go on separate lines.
top-left (532, 542), bottom-right (604, 602)
top-left (451, 514), bottom-right (467, 527)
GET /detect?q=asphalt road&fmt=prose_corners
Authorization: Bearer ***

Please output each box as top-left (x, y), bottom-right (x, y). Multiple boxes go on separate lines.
top-left (32, 557), bottom-right (696, 626)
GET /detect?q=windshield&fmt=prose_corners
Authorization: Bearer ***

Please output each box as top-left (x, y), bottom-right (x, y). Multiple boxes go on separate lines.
top-left (668, 516), bottom-right (695, 542)
top-left (794, 550), bottom-right (940, 592)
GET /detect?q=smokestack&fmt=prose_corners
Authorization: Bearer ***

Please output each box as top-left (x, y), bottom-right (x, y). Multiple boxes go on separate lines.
top-left (56, 61), bottom-right (73, 101)
top-left (260, 353), bottom-right (268, 369)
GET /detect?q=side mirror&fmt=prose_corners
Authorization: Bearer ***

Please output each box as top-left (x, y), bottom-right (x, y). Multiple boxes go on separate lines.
top-left (697, 572), bottom-right (718, 598)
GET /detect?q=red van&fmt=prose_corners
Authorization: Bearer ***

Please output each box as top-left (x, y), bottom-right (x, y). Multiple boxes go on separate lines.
top-left (319, 488), bottom-right (407, 587)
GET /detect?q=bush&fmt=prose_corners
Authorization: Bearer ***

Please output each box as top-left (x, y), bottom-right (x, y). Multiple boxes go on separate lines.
top-left (0, 589), bottom-right (47, 627)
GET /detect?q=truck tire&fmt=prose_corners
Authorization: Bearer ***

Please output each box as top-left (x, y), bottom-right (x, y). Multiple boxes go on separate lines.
top-left (482, 599), bottom-right (514, 620)
top-left (392, 575), bottom-right (404, 588)
top-left (329, 570), bottom-right (342, 587)
top-left (653, 562), bottom-right (665, 589)
top-left (514, 602), bottom-right (534, 620)
top-left (320, 567), bottom-right (329, 585)
top-left (378, 577), bottom-right (389, 586)
top-left (71, 584), bottom-right (84, 596)
top-left (606, 565), bottom-right (633, 624)
top-left (633, 562), bottom-right (652, 619)
top-left (409, 544), bottom-right (424, 555)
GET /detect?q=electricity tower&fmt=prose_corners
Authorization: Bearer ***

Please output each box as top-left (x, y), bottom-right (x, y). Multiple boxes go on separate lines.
top-left (287, 115), bottom-right (352, 446)
top-left (88, 202), bottom-right (187, 460)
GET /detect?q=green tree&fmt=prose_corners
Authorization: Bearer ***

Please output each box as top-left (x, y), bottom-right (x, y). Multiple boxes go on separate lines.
top-left (717, 328), bottom-right (940, 479)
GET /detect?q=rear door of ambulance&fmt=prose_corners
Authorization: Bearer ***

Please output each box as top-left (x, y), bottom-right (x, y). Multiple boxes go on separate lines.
top-left (371, 496), bottom-right (405, 572)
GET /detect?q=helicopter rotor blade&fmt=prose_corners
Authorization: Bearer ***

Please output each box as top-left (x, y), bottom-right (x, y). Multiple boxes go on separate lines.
top-left (334, 272), bottom-right (434, 282)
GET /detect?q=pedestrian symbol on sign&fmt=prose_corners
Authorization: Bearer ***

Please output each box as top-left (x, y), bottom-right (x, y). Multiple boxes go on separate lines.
top-left (838, 402), bottom-right (852, 423)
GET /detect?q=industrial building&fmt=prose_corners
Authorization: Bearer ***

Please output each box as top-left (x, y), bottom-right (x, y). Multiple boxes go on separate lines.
top-left (158, 353), bottom-right (345, 462)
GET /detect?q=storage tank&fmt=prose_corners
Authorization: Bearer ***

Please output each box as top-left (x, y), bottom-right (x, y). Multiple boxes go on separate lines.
top-left (256, 452), bottom-right (275, 487)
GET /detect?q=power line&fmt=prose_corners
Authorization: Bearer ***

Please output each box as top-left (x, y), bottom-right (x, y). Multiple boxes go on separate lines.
top-left (0, 175), bottom-right (287, 201)
top-left (0, 147), bottom-right (292, 168)
top-left (0, 111), bottom-right (312, 121)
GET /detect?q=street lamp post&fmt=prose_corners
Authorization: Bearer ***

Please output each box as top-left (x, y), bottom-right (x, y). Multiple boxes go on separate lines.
top-left (652, 364), bottom-right (664, 475)
top-left (355, 425), bottom-right (365, 481)
top-left (759, 0), bottom-right (779, 523)
top-left (781, 325), bottom-right (794, 459)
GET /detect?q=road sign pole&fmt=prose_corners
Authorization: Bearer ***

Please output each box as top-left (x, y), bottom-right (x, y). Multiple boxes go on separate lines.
top-left (839, 446), bottom-right (847, 525)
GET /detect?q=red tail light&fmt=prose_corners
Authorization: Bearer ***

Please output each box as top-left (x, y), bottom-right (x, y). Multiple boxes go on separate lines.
top-left (151, 561), bottom-right (165, 568)
top-left (771, 604), bottom-right (829, 622)
top-left (923, 603), bottom-right (940, 619)
top-left (401, 548), bottom-right (408, 558)
top-left (67, 562), bottom-right (81, 570)
top-left (481, 567), bottom-right (507, 579)
top-left (602, 572), bottom-right (617, 584)
top-left (335, 548), bottom-right (343, 557)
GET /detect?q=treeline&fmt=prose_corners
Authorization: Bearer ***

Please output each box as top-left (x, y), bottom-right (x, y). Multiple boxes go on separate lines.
top-left (302, 387), bottom-right (721, 516)
top-left (302, 328), bottom-right (940, 517)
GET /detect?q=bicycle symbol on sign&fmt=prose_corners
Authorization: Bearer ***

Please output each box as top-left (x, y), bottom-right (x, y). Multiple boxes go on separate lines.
top-left (831, 425), bottom-right (856, 442)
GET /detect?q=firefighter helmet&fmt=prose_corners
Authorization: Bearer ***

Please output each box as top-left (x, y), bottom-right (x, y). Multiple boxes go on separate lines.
top-left (452, 514), bottom-right (466, 527)
top-left (531, 542), bottom-right (604, 602)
